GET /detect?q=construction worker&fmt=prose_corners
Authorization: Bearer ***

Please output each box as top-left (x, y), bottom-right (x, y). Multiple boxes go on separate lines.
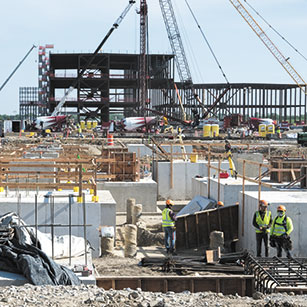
top-left (162, 199), bottom-right (177, 255)
top-left (276, 125), bottom-right (281, 139)
top-left (252, 200), bottom-right (272, 257)
top-left (270, 205), bottom-right (293, 258)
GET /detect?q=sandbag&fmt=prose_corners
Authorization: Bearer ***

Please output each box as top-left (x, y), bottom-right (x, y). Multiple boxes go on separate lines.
top-left (124, 224), bottom-right (137, 258)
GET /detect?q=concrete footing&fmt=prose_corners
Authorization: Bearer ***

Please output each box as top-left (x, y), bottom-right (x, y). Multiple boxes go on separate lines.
top-left (98, 179), bottom-right (157, 212)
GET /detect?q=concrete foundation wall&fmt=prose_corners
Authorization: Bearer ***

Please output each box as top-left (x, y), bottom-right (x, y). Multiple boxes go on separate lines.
top-left (232, 153), bottom-right (268, 178)
top-left (98, 179), bottom-right (157, 212)
top-left (238, 191), bottom-right (307, 257)
top-left (209, 177), bottom-right (274, 206)
top-left (0, 190), bottom-right (116, 258)
top-left (153, 160), bottom-right (228, 200)
top-left (127, 144), bottom-right (193, 158)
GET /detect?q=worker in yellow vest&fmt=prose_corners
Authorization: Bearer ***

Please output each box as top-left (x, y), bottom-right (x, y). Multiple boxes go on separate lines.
top-left (252, 200), bottom-right (272, 257)
top-left (270, 205), bottom-right (293, 258)
top-left (162, 199), bottom-right (177, 255)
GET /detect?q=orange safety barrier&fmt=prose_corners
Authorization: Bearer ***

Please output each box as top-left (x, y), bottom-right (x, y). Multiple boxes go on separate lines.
top-left (107, 134), bottom-right (114, 146)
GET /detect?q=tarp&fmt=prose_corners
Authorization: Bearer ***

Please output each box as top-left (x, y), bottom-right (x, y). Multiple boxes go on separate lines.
top-left (177, 196), bottom-right (216, 217)
top-left (0, 212), bottom-right (80, 285)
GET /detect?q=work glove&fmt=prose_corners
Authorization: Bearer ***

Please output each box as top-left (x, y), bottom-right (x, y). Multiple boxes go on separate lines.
top-left (269, 236), bottom-right (276, 247)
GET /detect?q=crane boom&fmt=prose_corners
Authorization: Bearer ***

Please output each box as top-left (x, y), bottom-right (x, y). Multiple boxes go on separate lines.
top-left (229, 0), bottom-right (307, 94)
top-left (0, 45), bottom-right (36, 92)
top-left (51, 0), bottom-right (136, 116)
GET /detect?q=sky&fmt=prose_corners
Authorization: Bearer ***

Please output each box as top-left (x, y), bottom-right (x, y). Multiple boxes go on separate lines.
top-left (0, 0), bottom-right (306, 114)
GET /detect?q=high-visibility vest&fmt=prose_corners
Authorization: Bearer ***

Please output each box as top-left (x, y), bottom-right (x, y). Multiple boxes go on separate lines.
top-left (162, 208), bottom-right (175, 228)
top-left (271, 215), bottom-right (293, 236)
top-left (255, 211), bottom-right (271, 233)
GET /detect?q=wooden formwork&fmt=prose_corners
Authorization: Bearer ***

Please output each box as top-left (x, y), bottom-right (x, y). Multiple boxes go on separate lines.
top-left (176, 205), bottom-right (239, 251)
top-left (270, 157), bottom-right (307, 183)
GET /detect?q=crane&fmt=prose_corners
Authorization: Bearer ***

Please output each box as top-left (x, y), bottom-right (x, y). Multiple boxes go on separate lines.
top-left (0, 45), bottom-right (36, 93)
top-left (229, 0), bottom-right (307, 94)
top-left (35, 0), bottom-right (136, 129)
top-left (159, 0), bottom-right (230, 120)
top-left (139, 0), bottom-right (148, 115)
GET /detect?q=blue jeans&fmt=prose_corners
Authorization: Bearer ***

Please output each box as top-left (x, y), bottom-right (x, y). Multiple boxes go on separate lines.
top-left (164, 227), bottom-right (175, 251)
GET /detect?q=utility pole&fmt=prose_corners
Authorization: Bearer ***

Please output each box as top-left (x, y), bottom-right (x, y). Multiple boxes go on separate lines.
top-left (139, 0), bottom-right (148, 116)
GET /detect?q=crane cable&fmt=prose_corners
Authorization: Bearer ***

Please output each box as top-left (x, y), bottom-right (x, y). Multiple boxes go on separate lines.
top-left (243, 0), bottom-right (307, 63)
top-left (184, 0), bottom-right (230, 85)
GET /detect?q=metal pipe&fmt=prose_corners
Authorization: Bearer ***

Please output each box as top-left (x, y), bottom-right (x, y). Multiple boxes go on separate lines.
top-left (35, 194), bottom-right (38, 247)
top-left (82, 192), bottom-right (87, 265)
top-left (69, 194), bottom-right (72, 267)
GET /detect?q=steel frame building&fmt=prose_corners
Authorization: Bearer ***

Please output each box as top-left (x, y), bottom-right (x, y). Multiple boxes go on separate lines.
top-left (22, 51), bottom-right (306, 124)
top-left (48, 52), bottom-right (174, 122)
top-left (152, 83), bottom-right (307, 122)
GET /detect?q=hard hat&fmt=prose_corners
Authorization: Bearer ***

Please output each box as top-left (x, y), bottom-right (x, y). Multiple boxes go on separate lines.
top-left (259, 200), bottom-right (268, 207)
top-left (166, 199), bottom-right (174, 206)
top-left (277, 205), bottom-right (286, 212)
top-left (217, 201), bottom-right (224, 207)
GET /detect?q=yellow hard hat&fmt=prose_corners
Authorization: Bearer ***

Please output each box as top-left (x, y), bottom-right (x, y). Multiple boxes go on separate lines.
top-left (166, 199), bottom-right (174, 206)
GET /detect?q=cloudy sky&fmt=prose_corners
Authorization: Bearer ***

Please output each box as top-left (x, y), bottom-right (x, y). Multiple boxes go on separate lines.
top-left (0, 0), bottom-right (306, 114)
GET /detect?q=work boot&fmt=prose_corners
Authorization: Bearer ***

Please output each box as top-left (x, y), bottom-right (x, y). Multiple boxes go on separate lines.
top-left (166, 248), bottom-right (170, 254)
top-left (286, 251), bottom-right (292, 259)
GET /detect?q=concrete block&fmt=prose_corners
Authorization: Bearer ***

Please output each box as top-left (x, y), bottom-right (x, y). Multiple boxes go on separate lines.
top-left (238, 190), bottom-right (307, 257)
top-left (98, 179), bottom-right (157, 212)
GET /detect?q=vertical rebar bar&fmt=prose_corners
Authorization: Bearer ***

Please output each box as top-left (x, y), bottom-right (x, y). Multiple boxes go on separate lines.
top-left (82, 192), bottom-right (87, 265)
top-left (69, 194), bottom-right (72, 267)
top-left (35, 194), bottom-right (38, 247)
top-left (17, 193), bottom-right (21, 226)
top-left (51, 195), bottom-right (55, 260)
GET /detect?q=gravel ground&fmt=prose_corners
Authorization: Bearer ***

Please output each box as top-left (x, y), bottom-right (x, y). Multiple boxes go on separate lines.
top-left (0, 284), bottom-right (306, 306)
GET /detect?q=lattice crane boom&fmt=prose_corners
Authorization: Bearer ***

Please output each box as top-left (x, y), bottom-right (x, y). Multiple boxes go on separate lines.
top-left (139, 0), bottom-right (148, 115)
top-left (159, 0), bottom-right (193, 86)
top-left (229, 0), bottom-right (307, 94)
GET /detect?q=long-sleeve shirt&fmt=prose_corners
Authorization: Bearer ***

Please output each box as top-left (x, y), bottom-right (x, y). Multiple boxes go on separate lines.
top-left (252, 210), bottom-right (272, 230)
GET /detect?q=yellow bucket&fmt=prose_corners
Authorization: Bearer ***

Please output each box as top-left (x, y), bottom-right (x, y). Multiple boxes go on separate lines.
top-left (73, 187), bottom-right (79, 193)
top-left (80, 121), bottom-right (85, 130)
top-left (92, 195), bottom-right (99, 202)
top-left (190, 154), bottom-right (198, 163)
top-left (211, 124), bottom-right (219, 138)
top-left (203, 124), bottom-right (212, 137)
top-left (259, 124), bottom-right (267, 137)
top-left (77, 196), bottom-right (83, 203)
top-left (87, 121), bottom-right (92, 129)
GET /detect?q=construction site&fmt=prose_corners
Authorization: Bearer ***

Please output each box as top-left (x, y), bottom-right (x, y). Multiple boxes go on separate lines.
top-left (1, 0), bottom-right (307, 306)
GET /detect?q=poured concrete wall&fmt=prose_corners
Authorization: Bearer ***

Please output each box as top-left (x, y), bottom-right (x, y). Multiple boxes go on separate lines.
top-left (232, 153), bottom-right (268, 178)
top-left (153, 160), bottom-right (228, 200)
top-left (98, 179), bottom-right (157, 212)
top-left (192, 176), bottom-right (275, 206)
top-left (0, 190), bottom-right (116, 258)
top-left (127, 144), bottom-right (193, 158)
top-left (238, 191), bottom-right (307, 257)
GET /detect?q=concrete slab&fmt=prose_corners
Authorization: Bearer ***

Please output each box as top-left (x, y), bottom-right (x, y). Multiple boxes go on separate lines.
top-left (238, 190), bottom-right (307, 257)
top-left (232, 153), bottom-right (268, 177)
top-left (98, 178), bottom-right (157, 212)
top-left (0, 190), bottom-right (116, 258)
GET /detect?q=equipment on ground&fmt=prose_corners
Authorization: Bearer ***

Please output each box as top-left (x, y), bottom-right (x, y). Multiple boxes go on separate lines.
top-left (0, 45), bottom-right (36, 93)
top-left (297, 132), bottom-right (307, 147)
